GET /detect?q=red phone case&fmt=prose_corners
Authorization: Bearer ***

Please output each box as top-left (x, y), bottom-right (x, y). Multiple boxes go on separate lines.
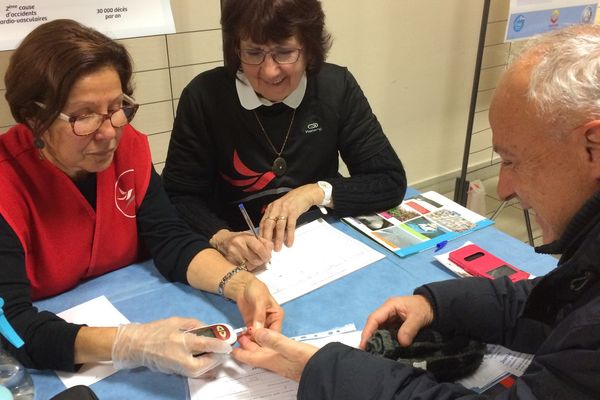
top-left (448, 244), bottom-right (530, 282)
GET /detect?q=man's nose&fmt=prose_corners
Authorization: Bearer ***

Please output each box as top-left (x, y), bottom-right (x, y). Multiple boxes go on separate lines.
top-left (496, 168), bottom-right (516, 202)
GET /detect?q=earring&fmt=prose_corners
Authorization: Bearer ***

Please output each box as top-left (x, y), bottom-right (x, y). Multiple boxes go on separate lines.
top-left (34, 136), bottom-right (44, 149)
top-left (34, 136), bottom-right (45, 160)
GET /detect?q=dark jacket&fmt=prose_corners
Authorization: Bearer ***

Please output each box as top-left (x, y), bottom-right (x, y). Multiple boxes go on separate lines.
top-left (298, 192), bottom-right (600, 399)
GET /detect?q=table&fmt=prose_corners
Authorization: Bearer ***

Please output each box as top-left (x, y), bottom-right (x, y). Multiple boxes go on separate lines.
top-left (31, 201), bottom-right (557, 399)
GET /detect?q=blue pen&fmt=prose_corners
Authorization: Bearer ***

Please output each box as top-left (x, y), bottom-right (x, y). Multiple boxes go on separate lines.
top-left (238, 203), bottom-right (259, 237)
top-left (238, 203), bottom-right (271, 266)
top-left (434, 240), bottom-right (448, 252)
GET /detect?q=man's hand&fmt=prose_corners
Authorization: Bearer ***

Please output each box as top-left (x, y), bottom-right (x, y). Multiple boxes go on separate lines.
top-left (359, 295), bottom-right (434, 349)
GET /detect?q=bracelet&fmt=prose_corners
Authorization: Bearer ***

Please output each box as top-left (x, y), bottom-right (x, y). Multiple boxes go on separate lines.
top-left (217, 262), bottom-right (248, 297)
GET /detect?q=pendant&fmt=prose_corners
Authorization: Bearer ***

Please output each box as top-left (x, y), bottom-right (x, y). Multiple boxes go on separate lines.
top-left (272, 157), bottom-right (287, 177)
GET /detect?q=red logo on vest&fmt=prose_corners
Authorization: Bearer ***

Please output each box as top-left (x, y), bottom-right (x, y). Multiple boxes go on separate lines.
top-left (114, 169), bottom-right (136, 218)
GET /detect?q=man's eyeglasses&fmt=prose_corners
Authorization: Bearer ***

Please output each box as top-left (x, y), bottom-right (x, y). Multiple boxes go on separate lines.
top-left (36, 94), bottom-right (139, 136)
top-left (239, 48), bottom-right (303, 65)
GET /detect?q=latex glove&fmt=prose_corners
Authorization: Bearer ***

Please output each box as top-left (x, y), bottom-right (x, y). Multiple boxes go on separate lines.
top-left (112, 317), bottom-right (232, 377)
top-left (210, 229), bottom-right (273, 271)
top-left (359, 295), bottom-right (434, 349)
top-left (232, 328), bottom-right (318, 382)
top-left (259, 184), bottom-right (323, 251)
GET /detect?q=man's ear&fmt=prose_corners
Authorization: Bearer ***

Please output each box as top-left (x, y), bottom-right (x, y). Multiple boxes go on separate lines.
top-left (583, 120), bottom-right (600, 177)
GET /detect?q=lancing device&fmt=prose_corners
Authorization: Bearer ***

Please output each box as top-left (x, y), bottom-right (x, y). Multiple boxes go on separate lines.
top-left (185, 323), bottom-right (247, 346)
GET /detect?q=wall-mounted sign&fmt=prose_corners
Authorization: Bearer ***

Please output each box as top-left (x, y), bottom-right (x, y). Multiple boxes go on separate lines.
top-left (506, 0), bottom-right (598, 41)
top-left (0, 0), bottom-right (175, 51)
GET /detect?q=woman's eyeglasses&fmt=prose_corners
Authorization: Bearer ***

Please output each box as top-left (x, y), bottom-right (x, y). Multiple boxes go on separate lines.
top-left (36, 94), bottom-right (139, 136)
top-left (239, 48), bottom-right (303, 65)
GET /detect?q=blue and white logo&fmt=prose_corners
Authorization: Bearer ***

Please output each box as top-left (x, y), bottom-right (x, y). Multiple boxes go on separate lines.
top-left (513, 15), bottom-right (525, 32)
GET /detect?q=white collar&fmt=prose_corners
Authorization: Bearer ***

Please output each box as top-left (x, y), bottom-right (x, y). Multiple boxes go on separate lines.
top-left (235, 70), bottom-right (306, 110)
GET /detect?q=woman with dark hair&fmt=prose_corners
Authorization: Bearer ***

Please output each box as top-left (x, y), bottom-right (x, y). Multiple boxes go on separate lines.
top-left (162, 0), bottom-right (407, 270)
top-left (0, 19), bottom-right (283, 376)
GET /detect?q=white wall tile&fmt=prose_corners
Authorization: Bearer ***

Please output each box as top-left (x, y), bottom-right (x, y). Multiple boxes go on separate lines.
top-left (0, 50), bottom-right (13, 90)
top-left (119, 36), bottom-right (168, 71)
top-left (0, 93), bottom-right (15, 129)
top-left (132, 101), bottom-right (174, 135)
top-left (148, 131), bottom-right (172, 163)
top-left (167, 30), bottom-right (223, 67)
top-left (132, 69), bottom-right (172, 104)
top-left (485, 21), bottom-right (508, 46)
top-left (170, 0), bottom-right (221, 32)
top-left (472, 110), bottom-right (490, 134)
top-left (489, 0), bottom-right (509, 22)
top-left (475, 88), bottom-right (494, 112)
top-left (170, 61), bottom-right (223, 99)
top-left (479, 65), bottom-right (506, 91)
top-left (470, 128), bottom-right (493, 153)
top-left (482, 43), bottom-right (510, 69)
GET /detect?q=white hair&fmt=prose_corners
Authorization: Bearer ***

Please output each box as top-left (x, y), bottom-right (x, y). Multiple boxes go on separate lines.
top-left (512, 24), bottom-right (600, 125)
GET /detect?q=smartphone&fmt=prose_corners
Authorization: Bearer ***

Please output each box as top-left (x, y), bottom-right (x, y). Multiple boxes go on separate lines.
top-left (448, 244), bottom-right (530, 282)
top-left (185, 323), bottom-right (240, 345)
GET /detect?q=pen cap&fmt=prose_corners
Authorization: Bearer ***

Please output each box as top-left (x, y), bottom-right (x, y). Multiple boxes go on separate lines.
top-left (0, 298), bottom-right (24, 349)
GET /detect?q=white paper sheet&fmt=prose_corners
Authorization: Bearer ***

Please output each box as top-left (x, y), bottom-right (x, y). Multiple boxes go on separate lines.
top-left (55, 296), bottom-right (130, 388)
top-left (458, 344), bottom-right (533, 393)
top-left (255, 219), bottom-right (384, 304)
top-left (188, 324), bottom-right (361, 400)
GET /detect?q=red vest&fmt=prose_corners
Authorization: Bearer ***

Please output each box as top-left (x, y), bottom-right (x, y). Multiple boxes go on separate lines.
top-left (0, 124), bottom-right (151, 299)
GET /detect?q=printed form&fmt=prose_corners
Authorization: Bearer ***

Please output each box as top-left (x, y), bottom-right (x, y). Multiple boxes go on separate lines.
top-left (188, 324), bottom-right (361, 399)
top-left (255, 219), bottom-right (384, 304)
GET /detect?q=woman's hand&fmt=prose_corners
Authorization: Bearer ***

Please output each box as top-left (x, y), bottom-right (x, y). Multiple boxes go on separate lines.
top-left (210, 229), bottom-right (273, 271)
top-left (359, 295), bottom-right (434, 349)
top-left (111, 317), bottom-right (232, 377)
top-left (259, 183), bottom-right (324, 251)
top-left (232, 328), bottom-right (318, 382)
top-left (230, 273), bottom-right (284, 332)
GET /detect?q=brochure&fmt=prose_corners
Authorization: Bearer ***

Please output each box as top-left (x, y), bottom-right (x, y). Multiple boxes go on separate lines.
top-left (342, 191), bottom-right (493, 257)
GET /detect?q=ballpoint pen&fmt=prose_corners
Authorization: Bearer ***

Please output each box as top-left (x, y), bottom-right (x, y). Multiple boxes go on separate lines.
top-left (238, 203), bottom-right (271, 265)
top-left (238, 203), bottom-right (259, 237)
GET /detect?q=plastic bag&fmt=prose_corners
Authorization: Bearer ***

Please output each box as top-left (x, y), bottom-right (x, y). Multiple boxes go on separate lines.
top-left (466, 179), bottom-right (487, 216)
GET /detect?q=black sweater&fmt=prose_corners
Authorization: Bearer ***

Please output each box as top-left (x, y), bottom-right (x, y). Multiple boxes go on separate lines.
top-left (162, 64), bottom-right (407, 238)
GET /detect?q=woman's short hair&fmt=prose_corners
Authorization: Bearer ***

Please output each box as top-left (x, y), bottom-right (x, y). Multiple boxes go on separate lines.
top-left (4, 19), bottom-right (133, 136)
top-left (221, 0), bottom-right (332, 76)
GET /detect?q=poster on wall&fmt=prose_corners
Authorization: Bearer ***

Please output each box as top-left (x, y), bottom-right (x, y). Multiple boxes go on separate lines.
top-left (506, 0), bottom-right (599, 41)
top-left (0, 0), bottom-right (175, 51)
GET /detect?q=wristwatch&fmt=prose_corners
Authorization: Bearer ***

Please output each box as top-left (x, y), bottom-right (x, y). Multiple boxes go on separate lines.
top-left (317, 181), bottom-right (332, 206)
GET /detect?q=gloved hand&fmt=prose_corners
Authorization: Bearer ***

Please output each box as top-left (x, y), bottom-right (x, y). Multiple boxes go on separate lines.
top-left (111, 317), bottom-right (232, 377)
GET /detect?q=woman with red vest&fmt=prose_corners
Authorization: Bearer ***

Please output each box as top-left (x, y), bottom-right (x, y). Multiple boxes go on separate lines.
top-left (0, 19), bottom-right (283, 377)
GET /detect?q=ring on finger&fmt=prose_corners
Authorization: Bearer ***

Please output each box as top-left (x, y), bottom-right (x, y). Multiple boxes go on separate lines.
top-left (276, 216), bottom-right (287, 221)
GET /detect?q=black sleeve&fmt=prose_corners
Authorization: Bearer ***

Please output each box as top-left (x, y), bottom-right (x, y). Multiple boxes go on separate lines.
top-left (0, 215), bottom-right (83, 371)
top-left (298, 342), bottom-right (476, 400)
top-left (162, 85), bottom-right (230, 239)
top-left (137, 166), bottom-right (211, 284)
top-left (327, 68), bottom-right (407, 216)
top-left (414, 277), bottom-right (546, 352)
top-left (328, 145), bottom-right (407, 217)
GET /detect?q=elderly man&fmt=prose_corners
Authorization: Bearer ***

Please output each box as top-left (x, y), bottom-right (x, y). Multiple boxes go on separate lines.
top-left (231, 24), bottom-right (600, 399)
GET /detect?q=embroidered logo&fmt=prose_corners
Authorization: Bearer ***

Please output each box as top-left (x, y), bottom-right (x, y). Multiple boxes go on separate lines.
top-left (304, 121), bottom-right (322, 134)
top-left (114, 169), bottom-right (136, 218)
top-left (220, 149), bottom-right (276, 192)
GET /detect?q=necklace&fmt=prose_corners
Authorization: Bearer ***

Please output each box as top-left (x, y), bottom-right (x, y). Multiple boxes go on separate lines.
top-left (253, 108), bottom-right (297, 177)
